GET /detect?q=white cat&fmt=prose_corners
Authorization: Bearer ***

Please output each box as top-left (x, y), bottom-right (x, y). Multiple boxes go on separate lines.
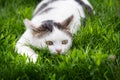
top-left (15, 0), bottom-right (94, 63)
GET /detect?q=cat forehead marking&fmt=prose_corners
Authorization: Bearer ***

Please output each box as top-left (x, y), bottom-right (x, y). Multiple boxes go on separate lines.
top-left (46, 27), bottom-right (71, 40)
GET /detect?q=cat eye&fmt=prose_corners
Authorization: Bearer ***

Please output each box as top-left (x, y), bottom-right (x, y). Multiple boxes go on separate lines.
top-left (46, 41), bottom-right (53, 45)
top-left (62, 40), bottom-right (68, 45)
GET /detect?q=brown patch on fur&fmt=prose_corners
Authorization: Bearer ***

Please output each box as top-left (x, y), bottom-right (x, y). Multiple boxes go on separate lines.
top-left (60, 15), bottom-right (74, 29)
top-left (63, 30), bottom-right (73, 38)
top-left (75, 0), bottom-right (93, 15)
top-left (32, 30), bottom-right (50, 38)
top-left (31, 15), bottom-right (73, 38)
top-left (33, 0), bottom-right (57, 16)
top-left (31, 25), bottom-right (52, 38)
top-left (53, 15), bottom-right (74, 30)
top-left (32, 26), bottom-right (47, 32)
top-left (39, 7), bottom-right (54, 15)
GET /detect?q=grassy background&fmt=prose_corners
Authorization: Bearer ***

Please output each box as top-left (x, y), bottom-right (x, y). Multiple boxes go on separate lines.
top-left (0, 0), bottom-right (120, 80)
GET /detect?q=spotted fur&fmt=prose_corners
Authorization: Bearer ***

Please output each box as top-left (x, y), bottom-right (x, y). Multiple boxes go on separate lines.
top-left (15, 0), bottom-right (94, 63)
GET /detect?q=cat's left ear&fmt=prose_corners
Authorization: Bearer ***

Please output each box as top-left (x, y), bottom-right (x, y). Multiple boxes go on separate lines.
top-left (60, 15), bottom-right (74, 30)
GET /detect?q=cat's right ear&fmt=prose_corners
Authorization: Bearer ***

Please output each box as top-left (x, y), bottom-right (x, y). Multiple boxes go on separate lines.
top-left (23, 18), bottom-right (36, 30)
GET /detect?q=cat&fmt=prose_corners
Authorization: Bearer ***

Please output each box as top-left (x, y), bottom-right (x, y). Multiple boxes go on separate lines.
top-left (15, 0), bottom-right (94, 63)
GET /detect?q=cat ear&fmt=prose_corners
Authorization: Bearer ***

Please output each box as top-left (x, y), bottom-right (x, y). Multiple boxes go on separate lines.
top-left (23, 19), bottom-right (47, 32)
top-left (23, 18), bottom-right (36, 30)
top-left (60, 15), bottom-right (74, 29)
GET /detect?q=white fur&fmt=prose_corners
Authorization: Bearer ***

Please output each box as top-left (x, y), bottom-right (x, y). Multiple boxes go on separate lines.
top-left (15, 0), bottom-right (93, 63)
top-left (44, 27), bottom-right (72, 54)
top-left (33, 0), bottom-right (84, 33)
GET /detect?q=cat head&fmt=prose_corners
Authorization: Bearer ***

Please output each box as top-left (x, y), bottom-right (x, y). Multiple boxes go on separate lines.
top-left (24, 15), bottom-right (73, 54)
top-left (44, 27), bottom-right (72, 54)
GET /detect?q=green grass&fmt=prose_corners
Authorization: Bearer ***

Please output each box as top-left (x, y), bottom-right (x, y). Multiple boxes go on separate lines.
top-left (0, 0), bottom-right (120, 80)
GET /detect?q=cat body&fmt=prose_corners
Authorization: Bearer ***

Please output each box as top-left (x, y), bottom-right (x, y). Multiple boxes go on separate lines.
top-left (15, 0), bottom-right (93, 63)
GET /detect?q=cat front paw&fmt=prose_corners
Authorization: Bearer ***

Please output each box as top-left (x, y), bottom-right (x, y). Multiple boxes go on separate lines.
top-left (15, 45), bottom-right (38, 63)
top-left (27, 53), bottom-right (38, 63)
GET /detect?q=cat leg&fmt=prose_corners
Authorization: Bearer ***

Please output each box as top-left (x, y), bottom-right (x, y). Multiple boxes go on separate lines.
top-left (15, 35), bottom-right (38, 63)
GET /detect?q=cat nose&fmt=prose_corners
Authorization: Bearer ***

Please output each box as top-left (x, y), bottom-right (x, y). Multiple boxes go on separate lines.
top-left (56, 49), bottom-right (62, 54)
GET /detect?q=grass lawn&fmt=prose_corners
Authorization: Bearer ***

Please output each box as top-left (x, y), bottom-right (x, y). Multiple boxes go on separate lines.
top-left (0, 0), bottom-right (120, 80)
